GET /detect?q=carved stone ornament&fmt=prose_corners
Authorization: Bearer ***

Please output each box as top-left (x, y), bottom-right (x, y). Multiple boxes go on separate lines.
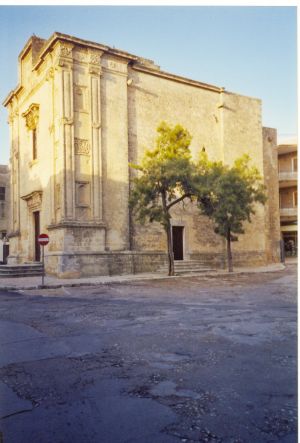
top-left (21, 190), bottom-right (42, 211)
top-left (89, 50), bottom-right (101, 65)
top-left (62, 117), bottom-right (74, 126)
top-left (59, 44), bottom-right (73, 58)
top-left (22, 104), bottom-right (39, 130)
top-left (74, 49), bottom-right (88, 62)
top-left (88, 65), bottom-right (102, 76)
top-left (102, 58), bottom-right (127, 74)
top-left (74, 138), bottom-right (90, 155)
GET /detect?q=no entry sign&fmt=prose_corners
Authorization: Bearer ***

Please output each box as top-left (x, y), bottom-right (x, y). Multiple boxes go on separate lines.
top-left (38, 233), bottom-right (49, 246)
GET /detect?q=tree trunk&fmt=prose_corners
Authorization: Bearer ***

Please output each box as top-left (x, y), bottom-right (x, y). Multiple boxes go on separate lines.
top-left (226, 228), bottom-right (233, 272)
top-left (162, 191), bottom-right (174, 276)
top-left (166, 218), bottom-right (175, 276)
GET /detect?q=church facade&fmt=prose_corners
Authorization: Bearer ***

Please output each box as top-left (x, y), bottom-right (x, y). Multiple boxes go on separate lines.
top-left (3, 32), bottom-right (281, 277)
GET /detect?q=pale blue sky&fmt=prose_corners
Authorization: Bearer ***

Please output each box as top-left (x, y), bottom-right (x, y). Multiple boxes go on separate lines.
top-left (0, 5), bottom-right (297, 164)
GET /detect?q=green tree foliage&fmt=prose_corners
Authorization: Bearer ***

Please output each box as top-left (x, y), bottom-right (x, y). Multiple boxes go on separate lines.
top-left (196, 154), bottom-right (267, 272)
top-left (129, 122), bottom-right (195, 276)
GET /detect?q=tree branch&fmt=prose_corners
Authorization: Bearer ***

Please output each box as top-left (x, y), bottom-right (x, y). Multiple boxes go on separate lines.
top-left (166, 193), bottom-right (191, 210)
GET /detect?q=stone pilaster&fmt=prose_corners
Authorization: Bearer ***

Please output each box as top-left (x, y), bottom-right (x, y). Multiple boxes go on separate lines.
top-left (46, 67), bottom-right (56, 224)
top-left (9, 104), bottom-right (20, 234)
top-left (57, 43), bottom-right (75, 221)
top-left (88, 49), bottom-right (103, 222)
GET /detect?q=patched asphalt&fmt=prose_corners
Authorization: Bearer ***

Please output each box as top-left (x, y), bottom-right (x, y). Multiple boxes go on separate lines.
top-left (0, 264), bottom-right (297, 442)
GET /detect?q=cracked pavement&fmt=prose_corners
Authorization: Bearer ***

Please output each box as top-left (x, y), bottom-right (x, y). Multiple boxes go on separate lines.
top-left (0, 264), bottom-right (297, 442)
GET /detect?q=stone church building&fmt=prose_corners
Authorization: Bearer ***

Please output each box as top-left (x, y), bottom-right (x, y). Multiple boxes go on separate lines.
top-left (3, 32), bottom-right (280, 277)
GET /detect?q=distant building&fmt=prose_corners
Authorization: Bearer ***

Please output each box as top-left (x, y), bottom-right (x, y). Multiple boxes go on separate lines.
top-left (3, 33), bottom-right (281, 277)
top-left (277, 138), bottom-right (297, 257)
top-left (0, 165), bottom-right (10, 263)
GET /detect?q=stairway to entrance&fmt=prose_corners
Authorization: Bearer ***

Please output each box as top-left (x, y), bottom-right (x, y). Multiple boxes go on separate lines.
top-left (0, 263), bottom-right (44, 278)
top-left (158, 259), bottom-right (215, 275)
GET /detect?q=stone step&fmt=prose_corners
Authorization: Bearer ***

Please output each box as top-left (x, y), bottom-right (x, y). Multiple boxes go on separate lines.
top-left (0, 263), bottom-right (44, 278)
top-left (158, 260), bottom-right (215, 275)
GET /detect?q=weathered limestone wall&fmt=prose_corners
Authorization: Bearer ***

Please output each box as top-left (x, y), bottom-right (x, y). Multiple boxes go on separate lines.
top-left (101, 55), bottom-right (130, 251)
top-left (129, 67), bottom-right (270, 266)
top-left (262, 127), bottom-right (281, 263)
top-left (221, 92), bottom-right (267, 262)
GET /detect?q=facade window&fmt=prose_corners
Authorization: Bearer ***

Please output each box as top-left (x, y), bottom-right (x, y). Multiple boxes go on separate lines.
top-left (22, 103), bottom-right (39, 161)
top-left (0, 187), bottom-right (5, 201)
top-left (32, 128), bottom-right (37, 160)
top-left (292, 156), bottom-right (297, 172)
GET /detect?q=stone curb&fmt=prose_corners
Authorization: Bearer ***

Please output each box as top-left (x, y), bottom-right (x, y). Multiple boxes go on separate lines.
top-left (0, 264), bottom-right (287, 292)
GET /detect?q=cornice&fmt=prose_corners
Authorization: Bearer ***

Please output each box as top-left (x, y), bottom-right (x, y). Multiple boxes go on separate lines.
top-left (21, 190), bottom-right (43, 201)
top-left (33, 32), bottom-right (140, 71)
top-left (3, 31), bottom-right (225, 107)
top-left (131, 64), bottom-right (223, 93)
top-left (3, 85), bottom-right (23, 107)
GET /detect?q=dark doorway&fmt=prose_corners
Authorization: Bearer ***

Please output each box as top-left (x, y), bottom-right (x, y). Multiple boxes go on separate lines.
top-left (172, 226), bottom-right (184, 260)
top-left (3, 244), bottom-right (9, 264)
top-left (33, 211), bottom-right (40, 262)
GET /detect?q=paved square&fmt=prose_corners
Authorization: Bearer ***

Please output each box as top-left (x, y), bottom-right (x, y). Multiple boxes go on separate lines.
top-left (0, 265), bottom-right (297, 442)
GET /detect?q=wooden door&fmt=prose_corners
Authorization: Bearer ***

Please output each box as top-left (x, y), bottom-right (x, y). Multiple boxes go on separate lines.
top-left (172, 226), bottom-right (184, 260)
top-left (34, 211), bottom-right (40, 262)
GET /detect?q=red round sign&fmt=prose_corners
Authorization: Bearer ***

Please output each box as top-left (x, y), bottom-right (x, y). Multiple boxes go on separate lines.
top-left (38, 233), bottom-right (49, 246)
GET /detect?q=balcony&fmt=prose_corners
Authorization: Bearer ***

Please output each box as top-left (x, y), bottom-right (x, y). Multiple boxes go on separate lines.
top-left (280, 207), bottom-right (298, 217)
top-left (279, 171), bottom-right (297, 181)
top-left (278, 171), bottom-right (297, 189)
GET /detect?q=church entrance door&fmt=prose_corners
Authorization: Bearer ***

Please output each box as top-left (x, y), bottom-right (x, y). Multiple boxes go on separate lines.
top-left (172, 226), bottom-right (184, 260)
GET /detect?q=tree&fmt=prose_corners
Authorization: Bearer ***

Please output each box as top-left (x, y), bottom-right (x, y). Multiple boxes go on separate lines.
top-left (129, 122), bottom-right (195, 276)
top-left (196, 154), bottom-right (267, 272)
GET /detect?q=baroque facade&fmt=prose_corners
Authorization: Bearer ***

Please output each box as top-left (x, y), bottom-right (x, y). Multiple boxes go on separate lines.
top-left (3, 32), bottom-right (281, 277)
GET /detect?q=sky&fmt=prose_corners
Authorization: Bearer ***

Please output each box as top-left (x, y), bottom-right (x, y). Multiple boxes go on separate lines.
top-left (0, 5), bottom-right (297, 164)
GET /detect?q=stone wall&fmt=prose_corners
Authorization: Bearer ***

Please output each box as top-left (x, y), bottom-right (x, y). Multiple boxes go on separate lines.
top-left (262, 127), bottom-right (281, 263)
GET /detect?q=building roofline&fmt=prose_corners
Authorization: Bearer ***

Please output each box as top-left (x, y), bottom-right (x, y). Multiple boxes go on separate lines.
top-left (5, 31), bottom-right (264, 106)
top-left (131, 63), bottom-right (223, 93)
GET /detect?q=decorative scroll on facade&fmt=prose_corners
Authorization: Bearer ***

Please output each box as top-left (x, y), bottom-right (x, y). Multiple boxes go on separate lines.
top-left (74, 138), bottom-right (90, 155)
top-left (22, 104), bottom-right (39, 130)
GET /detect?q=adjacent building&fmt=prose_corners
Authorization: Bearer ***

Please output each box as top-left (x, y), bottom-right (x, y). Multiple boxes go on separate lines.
top-left (0, 165), bottom-right (10, 263)
top-left (277, 137), bottom-right (298, 257)
top-left (3, 32), bottom-right (281, 277)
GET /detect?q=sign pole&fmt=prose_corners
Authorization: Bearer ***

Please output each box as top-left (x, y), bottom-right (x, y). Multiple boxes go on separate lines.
top-left (37, 233), bottom-right (49, 288)
top-left (42, 244), bottom-right (45, 287)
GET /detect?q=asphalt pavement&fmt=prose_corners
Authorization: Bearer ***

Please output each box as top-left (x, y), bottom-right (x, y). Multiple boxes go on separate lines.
top-left (0, 262), bottom-right (297, 442)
